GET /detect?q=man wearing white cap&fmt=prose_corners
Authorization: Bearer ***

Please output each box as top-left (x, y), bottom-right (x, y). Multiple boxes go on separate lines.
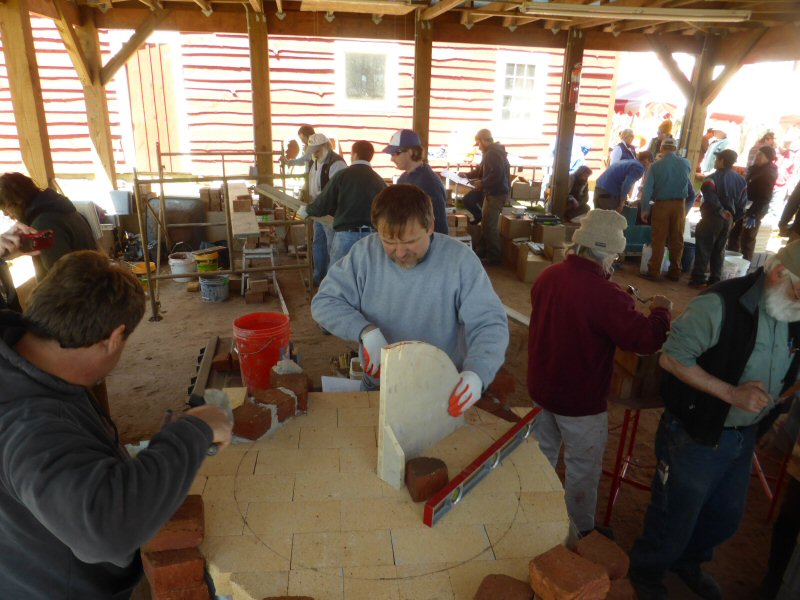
top-left (305, 133), bottom-right (346, 285)
top-left (529, 209), bottom-right (672, 538)
top-left (383, 129), bottom-right (449, 235)
top-left (630, 241), bottom-right (800, 600)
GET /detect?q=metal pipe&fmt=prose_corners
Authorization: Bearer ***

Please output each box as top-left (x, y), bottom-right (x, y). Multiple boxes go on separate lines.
top-left (146, 262), bottom-right (311, 282)
top-left (132, 169), bottom-right (162, 321)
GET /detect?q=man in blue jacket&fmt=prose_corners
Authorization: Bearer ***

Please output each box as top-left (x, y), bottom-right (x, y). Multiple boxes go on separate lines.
top-left (463, 129), bottom-right (511, 266)
top-left (688, 149), bottom-right (747, 288)
top-left (594, 151), bottom-right (653, 212)
top-left (0, 251), bottom-right (231, 598)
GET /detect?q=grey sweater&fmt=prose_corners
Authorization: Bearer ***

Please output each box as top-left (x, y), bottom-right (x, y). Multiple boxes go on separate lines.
top-left (311, 233), bottom-right (509, 386)
top-left (0, 311), bottom-right (212, 598)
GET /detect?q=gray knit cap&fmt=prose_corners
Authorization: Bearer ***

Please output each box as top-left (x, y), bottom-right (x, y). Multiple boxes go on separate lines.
top-left (572, 209), bottom-right (628, 254)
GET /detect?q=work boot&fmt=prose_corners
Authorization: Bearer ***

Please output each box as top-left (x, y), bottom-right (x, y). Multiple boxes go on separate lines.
top-left (639, 272), bottom-right (660, 282)
top-left (671, 564), bottom-right (723, 600)
top-left (629, 575), bottom-right (668, 600)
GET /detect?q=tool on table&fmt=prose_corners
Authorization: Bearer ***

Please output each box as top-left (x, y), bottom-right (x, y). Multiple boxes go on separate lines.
top-left (627, 285), bottom-right (653, 304)
top-left (423, 407), bottom-right (541, 527)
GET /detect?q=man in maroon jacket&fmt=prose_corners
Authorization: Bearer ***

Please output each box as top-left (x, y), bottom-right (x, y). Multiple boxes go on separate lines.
top-left (528, 209), bottom-right (672, 537)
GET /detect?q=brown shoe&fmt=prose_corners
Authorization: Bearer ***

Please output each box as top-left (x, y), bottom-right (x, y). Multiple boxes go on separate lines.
top-left (639, 272), bottom-right (659, 282)
top-left (688, 280), bottom-right (709, 289)
top-left (667, 272), bottom-right (681, 282)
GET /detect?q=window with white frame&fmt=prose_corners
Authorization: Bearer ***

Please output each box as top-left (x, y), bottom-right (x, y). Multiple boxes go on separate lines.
top-left (335, 41), bottom-right (399, 113)
top-left (494, 52), bottom-right (548, 136)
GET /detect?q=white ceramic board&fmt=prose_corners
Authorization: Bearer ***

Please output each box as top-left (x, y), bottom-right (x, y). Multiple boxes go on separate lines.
top-left (377, 341), bottom-right (463, 488)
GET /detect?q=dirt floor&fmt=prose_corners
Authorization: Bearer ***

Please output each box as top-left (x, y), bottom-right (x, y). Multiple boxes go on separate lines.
top-left (110, 252), bottom-right (785, 600)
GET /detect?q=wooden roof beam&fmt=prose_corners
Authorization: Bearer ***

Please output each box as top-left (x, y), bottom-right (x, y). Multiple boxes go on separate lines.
top-left (138, 0), bottom-right (163, 10)
top-left (192, 0), bottom-right (213, 16)
top-left (248, 0), bottom-right (262, 13)
top-left (701, 28), bottom-right (768, 105)
top-left (465, 1), bottom-right (519, 25)
top-left (421, 0), bottom-right (463, 21)
top-left (52, 0), bottom-right (92, 85)
top-left (100, 8), bottom-right (170, 85)
top-left (648, 36), bottom-right (693, 99)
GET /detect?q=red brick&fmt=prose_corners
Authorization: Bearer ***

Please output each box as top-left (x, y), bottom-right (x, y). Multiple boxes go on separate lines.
top-left (142, 547), bottom-right (204, 593)
top-left (254, 388), bottom-right (297, 422)
top-left (143, 495), bottom-right (204, 553)
top-left (473, 573), bottom-right (532, 600)
top-left (233, 400), bottom-right (272, 440)
top-left (153, 582), bottom-right (210, 600)
top-left (529, 545), bottom-right (610, 600)
top-left (245, 289), bottom-right (266, 304)
top-left (405, 457), bottom-right (448, 503)
top-left (606, 578), bottom-right (636, 600)
top-left (576, 530), bottom-right (629, 580)
top-left (270, 371), bottom-right (310, 412)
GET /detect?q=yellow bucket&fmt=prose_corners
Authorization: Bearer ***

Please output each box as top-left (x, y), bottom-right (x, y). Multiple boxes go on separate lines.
top-left (130, 262), bottom-right (156, 291)
top-left (195, 251), bottom-right (219, 273)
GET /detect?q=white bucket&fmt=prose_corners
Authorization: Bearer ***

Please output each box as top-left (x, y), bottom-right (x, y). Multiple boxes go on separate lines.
top-left (640, 244), bottom-right (670, 274)
top-left (200, 275), bottom-right (230, 302)
top-left (722, 256), bottom-right (750, 280)
top-left (168, 252), bottom-right (196, 283)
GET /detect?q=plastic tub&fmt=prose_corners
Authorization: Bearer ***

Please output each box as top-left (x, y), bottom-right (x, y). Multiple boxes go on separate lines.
top-left (722, 256), bottom-right (750, 280)
top-left (130, 262), bottom-right (156, 291)
top-left (199, 275), bottom-right (229, 302)
top-left (168, 252), bottom-right (196, 283)
top-left (233, 312), bottom-right (291, 392)
top-left (195, 251), bottom-right (219, 273)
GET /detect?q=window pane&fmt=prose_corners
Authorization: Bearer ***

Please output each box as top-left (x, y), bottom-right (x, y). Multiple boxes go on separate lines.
top-left (345, 53), bottom-right (386, 100)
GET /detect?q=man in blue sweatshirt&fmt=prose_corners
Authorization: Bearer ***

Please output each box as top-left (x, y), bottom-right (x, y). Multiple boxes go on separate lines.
top-left (311, 184), bottom-right (509, 416)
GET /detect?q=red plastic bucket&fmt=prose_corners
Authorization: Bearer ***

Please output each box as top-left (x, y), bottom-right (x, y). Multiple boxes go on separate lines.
top-left (233, 312), bottom-right (291, 392)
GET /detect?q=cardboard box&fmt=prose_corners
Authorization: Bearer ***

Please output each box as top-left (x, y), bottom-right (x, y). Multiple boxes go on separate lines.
top-left (610, 350), bottom-right (662, 401)
top-left (532, 224), bottom-right (566, 246)
top-left (552, 247), bottom-right (567, 264)
top-left (248, 278), bottom-right (270, 293)
top-left (245, 289), bottom-right (266, 304)
top-left (500, 215), bottom-right (533, 239)
top-left (564, 223), bottom-right (580, 243)
top-left (502, 238), bottom-right (528, 268)
top-left (544, 243), bottom-right (565, 260)
top-left (511, 181), bottom-right (537, 200)
top-left (516, 245), bottom-right (552, 283)
top-left (232, 198), bottom-right (252, 213)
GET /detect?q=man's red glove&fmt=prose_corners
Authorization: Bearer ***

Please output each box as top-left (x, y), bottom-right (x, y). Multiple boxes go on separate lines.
top-left (360, 328), bottom-right (388, 378)
top-left (448, 371), bottom-right (483, 417)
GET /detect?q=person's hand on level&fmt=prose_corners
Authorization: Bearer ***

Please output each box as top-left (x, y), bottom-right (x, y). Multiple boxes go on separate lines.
top-left (448, 371), bottom-right (483, 417)
top-left (185, 404), bottom-right (233, 451)
top-left (360, 327), bottom-right (388, 378)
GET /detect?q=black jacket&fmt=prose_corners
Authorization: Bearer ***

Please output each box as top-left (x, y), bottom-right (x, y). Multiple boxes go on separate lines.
top-left (0, 311), bottom-right (213, 598)
top-left (745, 162), bottom-right (778, 220)
top-left (23, 189), bottom-right (98, 279)
top-left (466, 142), bottom-right (511, 196)
top-left (662, 269), bottom-right (800, 445)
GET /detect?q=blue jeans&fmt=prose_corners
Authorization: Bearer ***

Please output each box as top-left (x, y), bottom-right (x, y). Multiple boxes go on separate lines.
top-left (313, 221), bottom-right (334, 286)
top-left (330, 229), bottom-right (373, 267)
top-left (462, 189), bottom-right (484, 224)
top-left (629, 411), bottom-right (756, 588)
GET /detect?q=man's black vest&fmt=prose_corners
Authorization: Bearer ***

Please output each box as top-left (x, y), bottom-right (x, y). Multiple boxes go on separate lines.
top-left (662, 268), bottom-right (800, 446)
top-left (318, 151), bottom-right (344, 191)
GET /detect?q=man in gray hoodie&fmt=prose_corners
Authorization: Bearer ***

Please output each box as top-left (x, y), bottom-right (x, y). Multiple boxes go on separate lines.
top-left (0, 250), bottom-right (231, 598)
top-left (311, 184), bottom-right (509, 416)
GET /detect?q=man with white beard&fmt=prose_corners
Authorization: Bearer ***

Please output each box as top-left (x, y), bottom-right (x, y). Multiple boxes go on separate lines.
top-left (629, 240), bottom-right (800, 600)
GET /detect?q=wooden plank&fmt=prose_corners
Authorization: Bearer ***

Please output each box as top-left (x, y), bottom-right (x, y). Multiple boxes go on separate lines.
top-left (701, 29), bottom-right (768, 106)
top-left (248, 9), bottom-right (273, 180)
top-left (377, 341), bottom-right (462, 488)
top-left (100, 8), bottom-right (170, 86)
top-left (412, 15), bottom-right (432, 150)
top-left (52, 0), bottom-right (92, 86)
top-left (0, 0), bottom-right (55, 187)
top-left (75, 7), bottom-right (117, 187)
top-left (421, 0), bottom-right (463, 21)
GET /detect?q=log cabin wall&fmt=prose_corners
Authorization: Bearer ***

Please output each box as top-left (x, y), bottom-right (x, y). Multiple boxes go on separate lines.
top-left (0, 17), bottom-right (618, 182)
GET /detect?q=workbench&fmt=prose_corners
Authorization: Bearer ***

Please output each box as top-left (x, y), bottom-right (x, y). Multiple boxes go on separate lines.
top-left (192, 393), bottom-right (570, 599)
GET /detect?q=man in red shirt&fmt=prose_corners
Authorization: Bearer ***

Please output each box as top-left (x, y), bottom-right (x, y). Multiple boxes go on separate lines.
top-left (528, 209), bottom-right (672, 537)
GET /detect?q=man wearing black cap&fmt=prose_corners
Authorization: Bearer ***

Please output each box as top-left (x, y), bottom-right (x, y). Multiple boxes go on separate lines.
top-left (729, 145), bottom-right (778, 261)
top-left (688, 148), bottom-right (747, 288)
top-left (630, 240), bottom-right (800, 600)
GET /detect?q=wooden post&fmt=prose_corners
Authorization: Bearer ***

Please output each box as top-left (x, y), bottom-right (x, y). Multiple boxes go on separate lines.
top-left (682, 35), bottom-right (716, 174)
top-left (75, 8), bottom-right (117, 188)
top-left (248, 9), bottom-right (273, 182)
top-left (0, 0), bottom-right (55, 188)
top-left (412, 15), bottom-right (433, 150)
top-left (550, 28), bottom-right (585, 219)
